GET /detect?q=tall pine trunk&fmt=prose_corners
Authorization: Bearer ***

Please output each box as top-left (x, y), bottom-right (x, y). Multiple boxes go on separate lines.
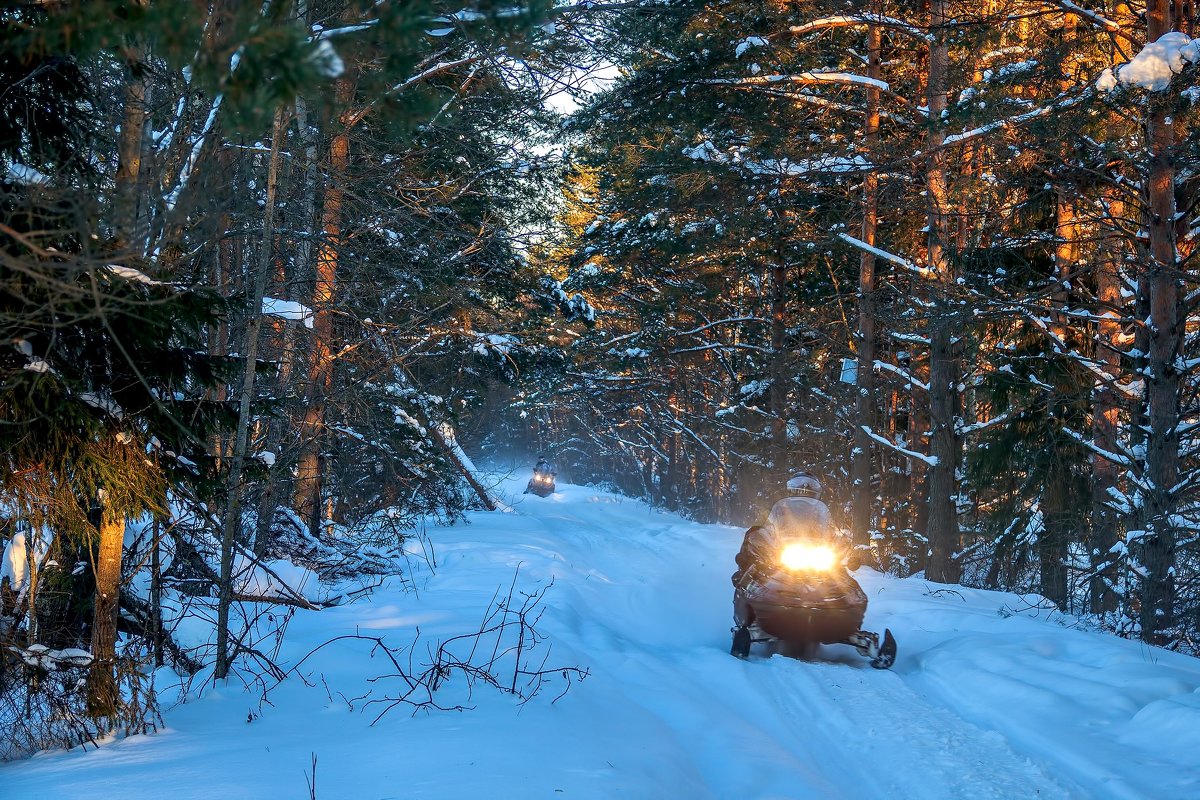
top-left (1040, 190), bottom-right (1079, 610)
top-left (1139, 2), bottom-right (1182, 642)
top-left (925, 0), bottom-right (961, 583)
top-left (87, 509), bottom-right (125, 718)
top-left (295, 73), bottom-right (353, 536)
top-left (1091, 202), bottom-right (1123, 614)
top-left (851, 23), bottom-right (882, 553)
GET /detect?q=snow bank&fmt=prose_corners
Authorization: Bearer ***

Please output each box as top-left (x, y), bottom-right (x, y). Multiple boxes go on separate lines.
top-left (232, 554), bottom-right (317, 600)
top-left (4, 478), bottom-right (1199, 799)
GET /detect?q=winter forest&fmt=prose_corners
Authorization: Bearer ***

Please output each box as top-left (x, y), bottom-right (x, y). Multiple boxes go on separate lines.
top-left (5, 0), bottom-right (1200, 796)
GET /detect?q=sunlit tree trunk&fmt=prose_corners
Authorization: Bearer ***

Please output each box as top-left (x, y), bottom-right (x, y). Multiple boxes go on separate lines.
top-left (295, 72), bottom-right (353, 537)
top-left (1091, 198), bottom-right (1124, 614)
top-left (925, 0), bottom-right (961, 583)
top-left (851, 23), bottom-right (882, 553)
top-left (88, 507), bottom-right (125, 718)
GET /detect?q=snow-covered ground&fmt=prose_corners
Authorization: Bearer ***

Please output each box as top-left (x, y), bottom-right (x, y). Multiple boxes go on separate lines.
top-left (5, 478), bottom-right (1200, 799)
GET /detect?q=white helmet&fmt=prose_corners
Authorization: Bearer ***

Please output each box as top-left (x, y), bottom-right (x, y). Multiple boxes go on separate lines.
top-left (786, 472), bottom-right (822, 499)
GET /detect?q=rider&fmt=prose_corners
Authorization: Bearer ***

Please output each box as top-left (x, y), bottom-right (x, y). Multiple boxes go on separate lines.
top-left (533, 455), bottom-right (555, 479)
top-left (733, 471), bottom-right (835, 585)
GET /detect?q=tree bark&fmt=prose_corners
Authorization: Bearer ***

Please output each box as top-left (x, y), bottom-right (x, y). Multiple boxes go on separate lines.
top-left (1040, 188), bottom-right (1079, 610)
top-left (851, 23), bottom-right (882, 553)
top-left (1139, 1), bottom-right (1181, 642)
top-left (924, 0), bottom-right (961, 583)
top-left (87, 509), bottom-right (125, 719)
top-left (1091, 206), bottom-right (1123, 614)
top-left (114, 58), bottom-right (147, 249)
top-left (215, 105), bottom-right (288, 679)
top-left (295, 71), bottom-right (354, 537)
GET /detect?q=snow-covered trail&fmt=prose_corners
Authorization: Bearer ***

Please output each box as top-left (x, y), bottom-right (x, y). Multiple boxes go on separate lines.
top-left (5, 479), bottom-right (1200, 799)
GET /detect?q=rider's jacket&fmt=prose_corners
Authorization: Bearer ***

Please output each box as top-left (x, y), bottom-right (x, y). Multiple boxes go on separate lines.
top-left (766, 496), bottom-right (834, 543)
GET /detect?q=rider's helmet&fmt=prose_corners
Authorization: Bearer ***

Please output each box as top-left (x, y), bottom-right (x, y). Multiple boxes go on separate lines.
top-left (786, 471), bottom-right (822, 499)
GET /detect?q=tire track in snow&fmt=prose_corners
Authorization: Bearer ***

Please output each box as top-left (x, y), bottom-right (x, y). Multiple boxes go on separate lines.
top-left (755, 658), bottom-right (1072, 800)
top-left (524, 488), bottom-right (1073, 799)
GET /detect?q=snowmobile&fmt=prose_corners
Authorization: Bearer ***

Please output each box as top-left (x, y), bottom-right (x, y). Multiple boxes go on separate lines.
top-left (731, 538), bottom-right (896, 669)
top-left (524, 469), bottom-right (556, 497)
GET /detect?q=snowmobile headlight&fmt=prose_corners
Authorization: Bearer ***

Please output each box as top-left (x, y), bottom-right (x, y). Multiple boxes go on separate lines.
top-left (780, 543), bottom-right (836, 571)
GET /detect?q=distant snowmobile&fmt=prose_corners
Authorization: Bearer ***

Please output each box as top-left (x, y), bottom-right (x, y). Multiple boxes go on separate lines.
top-left (730, 472), bottom-right (896, 668)
top-left (525, 458), bottom-right (556, 497)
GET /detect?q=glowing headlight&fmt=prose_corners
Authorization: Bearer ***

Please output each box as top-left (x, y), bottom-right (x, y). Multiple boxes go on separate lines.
top-left (780, 543), bottom-right (836, 571)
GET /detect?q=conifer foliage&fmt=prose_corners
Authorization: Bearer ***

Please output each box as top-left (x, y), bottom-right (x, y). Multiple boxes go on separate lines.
top-left (517, 1), bottom-right (1200, 651)
top-left (6, 0), bottom-right (1200, 762)
top-left (0, 0), bottom-right (572, 754)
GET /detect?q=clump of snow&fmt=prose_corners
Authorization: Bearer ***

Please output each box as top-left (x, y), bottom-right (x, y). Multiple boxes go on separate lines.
top-left (103, 264), bottom-right (166, 285)
top-left (6, 163), bottom-right (50, 186)
top-left (682, 140), bottom-right (724, 162)
top-left (12, 645), bottom-right (93, 670)
top-left (1, 529), bottom-right (53, 594)
top-left (1095, 68), bottom-right (1118, 92)
top-left (739, 378), bottom-right (772, 397)
top-left (262, 297), bottom-right (314, 328)
top-left (308, 40), bottom-right (345, 77)
top-left (735, 36), bottom-right (767, 58)
top-left (472, 333), bottom-right (518, 359)
top-left (1112, 32), bottom-right (1200, 91)
top-left (78, 390), bottom-right (123, 418)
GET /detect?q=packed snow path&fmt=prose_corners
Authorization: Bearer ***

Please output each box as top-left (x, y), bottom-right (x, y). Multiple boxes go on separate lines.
top-left (5, 479), bottom-right (1200, 798)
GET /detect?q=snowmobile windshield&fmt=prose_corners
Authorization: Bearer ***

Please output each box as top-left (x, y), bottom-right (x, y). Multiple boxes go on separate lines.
top-left (767, 497), bottom-right (833, 542)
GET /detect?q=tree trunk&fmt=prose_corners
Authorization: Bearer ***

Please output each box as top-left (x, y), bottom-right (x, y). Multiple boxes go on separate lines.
top-left (851, 23), bottom-right (882, 553)
top-left (924, 0), bottom-right (961, 583)
top-left (88, 510), bottom-right (125, 719)
top-left (769, 251), bottom-right (787, 449)
top-left (295, 72), bottom-right (354, 537)
top-left (114, 47), bottom-right (147, 250)
top-left (1139, 1), bottom-right (1181, 643)
top-left (151, 519), bottom-right (164, 668)
top-left (255, 91), bottom-right (319, 554)
top-left (1040, 191), bottom-right (1079, 610)
top-left (1091, 207), bottom-right (1123, 614)
top-left (215, 105), bottom-right (288, 680)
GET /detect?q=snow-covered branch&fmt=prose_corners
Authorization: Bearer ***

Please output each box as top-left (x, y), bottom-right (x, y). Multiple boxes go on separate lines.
top-left (873, 359), bottom-right (929, 391)
top-left (837, 233), bottom-right (931, 278)
top-left (957, 412), bottom-right (1011, 437)
top-left (1046, 1), bottom-right (1136, 44)
top-left (860, 426), bottom-right (939, 467)
top-left (699, 71), bottom-right (890, 93)
top-left (788, 15), bottom-right (931, 43)
top-left (942, 88), bottom-right (1092, 148)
